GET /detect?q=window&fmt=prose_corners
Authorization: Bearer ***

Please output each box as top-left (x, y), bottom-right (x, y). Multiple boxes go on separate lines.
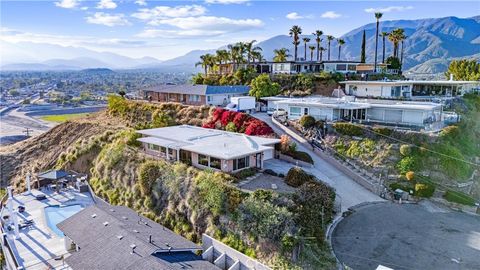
top-left (207, 96), bottom-right (212, 102)
top-left (290, 107), bottom-right (301, 116)
top-left (152, 145), bottom-right (159, 151)
top-left (348, 65), bottom-right (357, 71)
top-left (336, 64), bottom-right (347, 71)
top-left (160, 147), bottom-right (166, 154)
top-left (210, 157), bottom-right (221, 169)
top-left (233, 156), bottom-right (250, 171)
top-left (198, 154), bottom-right (209, 166)
top-left (188, 95), bottom-right (201, 102)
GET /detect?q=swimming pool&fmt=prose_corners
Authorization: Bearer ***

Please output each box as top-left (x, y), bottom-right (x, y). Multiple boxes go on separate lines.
top-left (44, 204), bottom-right (84, 236)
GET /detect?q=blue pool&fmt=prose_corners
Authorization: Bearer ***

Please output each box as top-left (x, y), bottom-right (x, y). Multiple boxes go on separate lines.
top-left (44, 204), bottom-right (84, 236)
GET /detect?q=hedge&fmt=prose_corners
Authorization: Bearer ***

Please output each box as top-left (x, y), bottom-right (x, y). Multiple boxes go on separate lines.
top-left (414, 183), bottom-right (435, 198)
top-left (299, 115), bottom-right (316, 129)
top-left (443, 190), bottom-right (476, 206)
top-left (333, 122), bottom-right (363, 136)
top-left (372, 126), bottom-right (393, 136)
top-left (285, 167), bottom-right (315, 187)
top-left (284, 150), bottom-right (314, 164)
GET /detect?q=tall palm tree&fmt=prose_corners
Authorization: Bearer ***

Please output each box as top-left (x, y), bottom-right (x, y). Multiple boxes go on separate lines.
top-left (289, 25), bottom-right (302, 61)
top-left (303, 37), bottom-right (311, 60)
top-left (196, 54), bottom-right (215, 75)
top-left (319, 47), bottom-right (326, 62)
top-left (215, 49), bottom-right (229, 74)
top-left (337, 39), bottom-right (345, 60)
top-left (313, 30), bottom-right (323, 61)
top-left (273, 48), bottom-right (290, 62)
top-left (326, 35), bottom-right (334, 61)
top-left (251, 51), bottom-right (264, 63)
top-left (400, 36), bottom-right (407, 69)
top-left (374, 12), bottom-right (383, 72)
top-left (380, 31), bottom-right (389, 63)
top-left (245, 40), bottom-right (262, 64)
top-left (309, 45), bottom-right (316, 61)
top-left (388, 28), bottom-right (405, 58)
top-left (228, 42), bottom-right (246, 71)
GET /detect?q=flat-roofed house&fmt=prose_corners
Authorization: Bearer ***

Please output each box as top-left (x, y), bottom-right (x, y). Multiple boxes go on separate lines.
top-left (144, 85), bottom-right (250, 106)
top-left (137, 125), bottom-right (280, 172)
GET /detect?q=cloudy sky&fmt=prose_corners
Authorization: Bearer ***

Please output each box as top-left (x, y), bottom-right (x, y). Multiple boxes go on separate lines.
top-left (1, 0), bottom-right (479, 60)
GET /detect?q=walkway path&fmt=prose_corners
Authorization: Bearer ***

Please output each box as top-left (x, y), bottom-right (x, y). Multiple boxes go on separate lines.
top-left (254, 113), bottom-right (382, 211)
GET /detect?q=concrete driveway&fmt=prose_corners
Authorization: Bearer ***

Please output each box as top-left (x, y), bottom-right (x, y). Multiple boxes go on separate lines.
top-left (255, 113), bottom-right (382, 211)
top-left (332, 201), bottom-right (480, 270)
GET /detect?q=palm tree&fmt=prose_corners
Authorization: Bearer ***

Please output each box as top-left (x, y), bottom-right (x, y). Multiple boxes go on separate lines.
top-left (303, 37), bottom-right (311, 60)
top-left (388, 28), bottom-right (405, 58)
top-left (273, 48), bottom-right (290, 62)
top-left (196, 54), bottom-right (215, 75)
top-left (313, 30), bottom-right (323, 61)
top-left (326, 35), bottom-right (334, 61)
top-left (380, 31), bottom-right (389, 63)
top-left (400, 36), bottom-right (407, 69)
top-left (215, 49), bottom-right (229, 74)
top-left (319, 47), bottom-right (326, 62)
top-left (245, 40), bottom-right (262, 64)
top-left (251, 51), bottom-right (264, 63)
top-left (227, 42), bottom-right (246, 71)
top-left (337, 39), bottom-right (345, 60)
top-left (374, 12), bottom-right (383, 72)
top-left (308, 45), bottom-right (316, 61)
top-left (289, 25), bottom-right (302, 61)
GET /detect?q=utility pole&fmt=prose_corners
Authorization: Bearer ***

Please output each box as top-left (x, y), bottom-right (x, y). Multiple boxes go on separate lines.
top-left (23, 128), bottom-right (32, 137)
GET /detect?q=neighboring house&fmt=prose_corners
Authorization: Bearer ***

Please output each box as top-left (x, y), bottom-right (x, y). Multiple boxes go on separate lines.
top-left (137, 125), bottom-right (280, 172)
top-left (144, 85), bottom-right (250, 106)
top-left (322, 61), bottom-right (362, 74)
top-left (274, 96), bottom-right (444, 130)
top-left (271, 61), bottom-right (323, 74)
top-left (340, 80), bottom-right (480, 99)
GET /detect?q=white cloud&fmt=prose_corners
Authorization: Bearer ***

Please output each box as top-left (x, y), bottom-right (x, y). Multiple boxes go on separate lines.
top-left (286, 12), bottom-right (312, 20)
top-left (134, 0), bottom-right (147, 6)
top-left (365, 6), bottom-right (413, 13)
top-left (97, 0), bottom-right (117, 9)
top-left (320, 11), bottom-right (342, 19)
top-left (136, 29), bottom-right (224, 38)
top-left (86, 12), bottom-right (130, 27)
top-left (132, 5), bottom-right (206, 24)
top-left (54, 0), bottom-right (80, 9)
top-left (205, 0), bottom-right (249, 4)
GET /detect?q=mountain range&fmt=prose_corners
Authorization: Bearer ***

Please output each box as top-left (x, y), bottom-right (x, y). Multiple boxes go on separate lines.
top-left (1, 16), bottom-right (479, 75)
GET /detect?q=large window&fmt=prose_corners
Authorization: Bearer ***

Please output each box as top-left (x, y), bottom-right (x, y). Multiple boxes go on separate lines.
top-left (336, 64), bottom-right (347, 71)
top-left (198, 154), bottom-right (209, 166)
top-left (290, 107), bottom-right (301, 117)
top-left (188, 95), bottom-right (201, 102)
top-left (210, 157), bottom-right (221, 170)
top-left (233, 156), bottom-right (250, 171)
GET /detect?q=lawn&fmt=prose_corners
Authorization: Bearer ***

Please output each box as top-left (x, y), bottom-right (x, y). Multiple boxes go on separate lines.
top-left (40, 113), bottom-right (89, 123)
top-left (443, 190), bottom-right (476, 206)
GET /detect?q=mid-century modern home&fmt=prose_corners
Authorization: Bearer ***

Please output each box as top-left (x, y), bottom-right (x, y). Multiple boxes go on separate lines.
top-left (137, 125), bottom-right (280, 172)
top-left (144, 84), bottom-right (250, 106)
top-left (273, 96), bottom-right (444, 130)
top-left (340, 79), bottom-right (480, 99)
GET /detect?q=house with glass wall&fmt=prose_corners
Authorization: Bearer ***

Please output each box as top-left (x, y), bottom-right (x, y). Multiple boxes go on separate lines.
top-left (137, 125), bottom-right (280, 172)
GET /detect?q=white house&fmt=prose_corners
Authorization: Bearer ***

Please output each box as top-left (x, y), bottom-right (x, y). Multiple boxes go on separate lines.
top-left (137, 125), bottom-right (280, 172)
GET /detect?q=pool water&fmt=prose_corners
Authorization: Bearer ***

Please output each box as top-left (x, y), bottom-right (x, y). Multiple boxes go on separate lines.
top-left (44, 204), bottom-right (83, 236)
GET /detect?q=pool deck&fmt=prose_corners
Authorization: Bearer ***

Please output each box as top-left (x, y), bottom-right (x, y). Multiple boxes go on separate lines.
top-left (1, 188), bottom-right (94, 270)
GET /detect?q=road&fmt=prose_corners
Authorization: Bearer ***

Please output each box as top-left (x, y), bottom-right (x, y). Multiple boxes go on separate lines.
top-left (254, 113), bottom-right (382, 211)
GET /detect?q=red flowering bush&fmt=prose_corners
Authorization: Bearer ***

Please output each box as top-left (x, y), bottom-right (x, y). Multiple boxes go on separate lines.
top-left (245, 119), bottom-right (273, 136)
top-left (203, 107), bottom-right (273, 136)
top-left (233, 113), bottom-right (248, 129)
top-left (220, 111), bottom-right (236, 126)
top-left (212, 108), bottom-right (226, 123)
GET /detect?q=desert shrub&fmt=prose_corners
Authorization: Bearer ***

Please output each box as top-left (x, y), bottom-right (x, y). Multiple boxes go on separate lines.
top-left (125, 130), bottom-right (142, 147)
top-left (333, 122), bottom-right (363, 136)
top-left (195, 171), bottom-right (226, 216)
top-left (397, 156), bottom-right (416, 174)
top-left (233, 167), bottom-right (257, 180)
top-left (238, 196), bottom-right (293, 241)
top-left (225, 122), bottom-right (237, 132)
top-left (373, 126), bottom-right (393, 136)
top-left (399, 144), bottom-right (412, 156)
top-left (221, 232), bottom-right (256, 258)
top-left (137, 161), bottom-right (163, 196)
top-left (405, 171), bottom-right (415, 181)
top-left (294, 181), bottom-right (335, 240)
top-left (443, 190), bottom-right (476, 206)
top-left (299, 115), bottom-right (316, 129)
top-left (252, 189), bottom-right (273, 201)
top-left (414, 183), bottom-right (435, 198)
top-left (439, 125), bottom-right (460, 139)
top-left (285, 167), bottom-right (314, 187)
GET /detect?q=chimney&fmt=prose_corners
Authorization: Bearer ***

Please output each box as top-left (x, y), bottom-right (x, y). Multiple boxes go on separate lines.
top-left (130, 244), bottom-right (136, 254)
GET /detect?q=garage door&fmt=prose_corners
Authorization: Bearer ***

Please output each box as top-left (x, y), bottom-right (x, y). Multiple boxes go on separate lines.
top-left (263, 149), bottom-right (274, 160)
top-left (384, 109), bottom-right (403, 123)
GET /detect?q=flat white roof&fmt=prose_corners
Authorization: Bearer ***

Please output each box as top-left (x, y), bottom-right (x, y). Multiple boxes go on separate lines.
top-left (137, 125), bottom-right (280, 160)
top-left (340, 80), bottom-right (480, 85)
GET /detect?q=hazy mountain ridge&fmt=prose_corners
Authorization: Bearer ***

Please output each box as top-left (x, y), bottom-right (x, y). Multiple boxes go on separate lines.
top-left (1, 16), bottom-right (478, 74)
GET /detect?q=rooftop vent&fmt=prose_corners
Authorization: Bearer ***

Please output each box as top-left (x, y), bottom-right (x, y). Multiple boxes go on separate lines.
top-left (91, 214), bottom-right (97, 218)
top-left (103, 222), bottom-right (109, 226)
top-left (130, 244), bottom-right (136, 254)
top-left (117, 235), bottom-right (123, 240)
top-left (110, 209), bottom-right (115, 212)
top-left (122, 216), bottom-right (128, 220)
top-left (133, 229), bottom-right (139, 233)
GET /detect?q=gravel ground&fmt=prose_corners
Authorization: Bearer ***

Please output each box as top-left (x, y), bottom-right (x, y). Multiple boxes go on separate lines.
top-left (332, 201), bottom-right (480, 270)
top-left (238, 174), bottom-right (297, 194)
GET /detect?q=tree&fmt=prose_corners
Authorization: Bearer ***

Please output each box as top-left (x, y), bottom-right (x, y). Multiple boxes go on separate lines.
top-left (319, 47), bottom-right (326, 62)
top-left (215, 49), bottom-right (230, 74)
top-left (302, 37), bottom-right (311, 60)
top-left (273, 48), bottom-right (290, 62)
top-left (386, 56), bottom-right (401, 70)
top-left (245, 40), bottom-right (262, 64)
top-left (289, 25), bottom-right (302, 61)
top-left (337, 38), bottom-right (345, 60)
top-left (374, 12), bottom-right (383, 72)
top-left (445, 59), bottom-right (480, 81)
top-left (196, 53), bottom-right (215, 75)
top-left (309, 45), bottom-right (316, 61)
top-left (118, 90), bottom-right (126, 98)
top-left (326, 35), bottom-right (334, 61)
top-left (249, 74), bottom-right (281, 99)
top-left (360, 30), bottom-right (366, 63)
top-left (313, 30), bottom-right (323, 61)
top-left (8, 89), bottom-right (20, 96)
top-left (388, 28), bottom-right (406, 58)
top-left (380, 31), bottom-right (389, 63)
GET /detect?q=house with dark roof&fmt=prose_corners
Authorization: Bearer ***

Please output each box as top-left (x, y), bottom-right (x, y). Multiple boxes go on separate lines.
top-left (57, 199), bottom-right (220, 270)
top-left (144, 84), bottom-right (250, 106)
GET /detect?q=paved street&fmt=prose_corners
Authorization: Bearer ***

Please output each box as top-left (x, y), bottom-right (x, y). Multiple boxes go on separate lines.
top-left (332, 201), bottom-right (480, 270)
top-left (254, 113), bottom-right (382, 211)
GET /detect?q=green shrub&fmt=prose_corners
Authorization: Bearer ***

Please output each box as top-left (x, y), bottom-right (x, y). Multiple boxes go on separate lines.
top-left (389, 182), bottom-right (413, 193)
top-left (221, 232), bottom-right (257, 258)
top-left (399, 144), bottom-right (412, 156)
top-left (137, 161), bottom-right (163, 196)
top-left (414, 183), bottom-right (435, 198)
top-left (225, 122), bottom-right (237, 132)
top-left (333, 122), bottom-right (363, 136)
top-left (284, 150), bottom-right (314, 164)
top-left (195, 171), bottom-right (227, 216)
top-left (373, 126), bottom-right (393, 136)
top-left (397, 156), bottom-right (416, 174)
top-left (439, 125), bottom-right (460, 139)
top-left (233, 168), bottom-right (257, 180)
top-left (443, 190), bottom-right (476, 206)
top-left (285, 167), bottom-right (314, 187)
top-left (299, 115), bottom-right (316, 129)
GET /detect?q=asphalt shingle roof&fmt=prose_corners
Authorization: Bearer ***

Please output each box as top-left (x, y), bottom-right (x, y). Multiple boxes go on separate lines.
top-left (57, 199), bottom-right (219, 270)
top-left (145, 84), bottom-right (249, 95)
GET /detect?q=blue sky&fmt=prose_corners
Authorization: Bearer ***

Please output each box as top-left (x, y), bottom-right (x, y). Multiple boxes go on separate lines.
top-left (1, 0), bottom-right (479, 60)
